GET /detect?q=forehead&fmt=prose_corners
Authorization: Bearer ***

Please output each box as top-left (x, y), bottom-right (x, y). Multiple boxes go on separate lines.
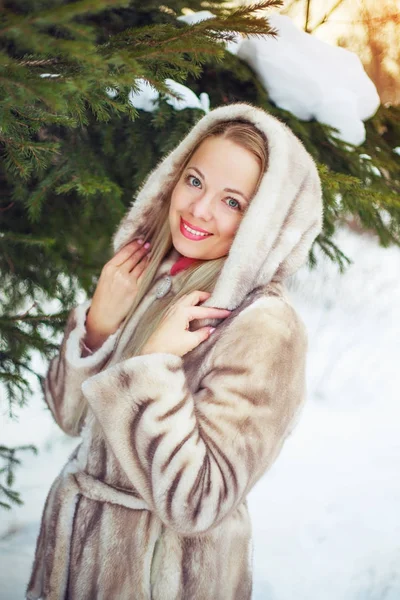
top-left (187, 136), bottom-right (261, 192)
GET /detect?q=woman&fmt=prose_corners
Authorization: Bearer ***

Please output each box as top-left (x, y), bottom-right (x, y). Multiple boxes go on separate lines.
top-left (27, 103), bottom-right (323, 600)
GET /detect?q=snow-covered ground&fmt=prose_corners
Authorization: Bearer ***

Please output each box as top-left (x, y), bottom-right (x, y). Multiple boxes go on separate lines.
top-left (1, 225), bottom-right (399, 599)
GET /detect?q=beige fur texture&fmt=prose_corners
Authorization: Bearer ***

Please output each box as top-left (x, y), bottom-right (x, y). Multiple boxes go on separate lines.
top-left (27, 103), bottom-right (323, 599)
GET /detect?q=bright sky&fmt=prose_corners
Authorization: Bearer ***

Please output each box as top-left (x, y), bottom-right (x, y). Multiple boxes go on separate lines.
top-left (279, 0), bottom-right (400, 95)
top-left (281, 0), bottom-right (354, 42)
top-left (280, 0), bottom-right (399, 49)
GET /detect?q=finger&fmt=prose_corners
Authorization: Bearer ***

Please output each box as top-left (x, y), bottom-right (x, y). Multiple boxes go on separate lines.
top-left (108, 240), bottom-right (144, 267)
top-left (177, 290), bottom-right (211, 307)
top-left (195, 326), bottom-right (215, 344)
top-left (120, 246), bottom-right (150, 273)
top-left (133, 255), bottom-right (150, 281)
top-left (185, 306), bottom-right (231, 321)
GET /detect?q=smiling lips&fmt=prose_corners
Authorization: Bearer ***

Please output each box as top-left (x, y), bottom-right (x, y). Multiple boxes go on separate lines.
top-left (180, 217), bottom-right (213, 241)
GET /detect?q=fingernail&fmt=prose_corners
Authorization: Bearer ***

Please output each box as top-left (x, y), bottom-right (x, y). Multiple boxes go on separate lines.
top-left (137, 239), bottom-right (144, 244)
top-left (209, 327), bottom-right (216, 334)
top-left (144, 242), bottom-right (151, 249)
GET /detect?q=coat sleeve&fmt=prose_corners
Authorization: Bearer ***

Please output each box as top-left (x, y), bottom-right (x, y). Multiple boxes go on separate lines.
top-left (81, 297), bottom-right (308, 535)
top-left (43, 300), bottom-right (122, 437)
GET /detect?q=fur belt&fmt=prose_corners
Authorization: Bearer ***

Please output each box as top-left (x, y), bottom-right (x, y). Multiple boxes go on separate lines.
top-left (74, 471), bottom-right (149, 511)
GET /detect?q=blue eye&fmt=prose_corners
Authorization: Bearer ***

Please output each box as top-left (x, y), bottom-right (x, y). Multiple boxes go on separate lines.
top-left (187, 175), bottom-right (201, 188)
top-left (226, 198), bottom-right (241, 210)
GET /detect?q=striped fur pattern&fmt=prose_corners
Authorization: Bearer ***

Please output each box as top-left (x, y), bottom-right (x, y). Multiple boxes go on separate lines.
top-left (27, 103), bottom-right (323, 599)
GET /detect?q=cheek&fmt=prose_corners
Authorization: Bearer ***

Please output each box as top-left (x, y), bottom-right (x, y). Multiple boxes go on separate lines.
top-left (216, 213), bottom-right (241, 242)
top-left (170, 185), bottom-right (188, 212)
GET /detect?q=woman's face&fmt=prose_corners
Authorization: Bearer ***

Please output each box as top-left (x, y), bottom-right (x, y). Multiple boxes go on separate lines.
top-left (169, 136), bottom-right (261, 260)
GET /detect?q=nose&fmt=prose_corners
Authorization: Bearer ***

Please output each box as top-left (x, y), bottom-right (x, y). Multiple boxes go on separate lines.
top-left (190, 192), bottom-right (214, 223)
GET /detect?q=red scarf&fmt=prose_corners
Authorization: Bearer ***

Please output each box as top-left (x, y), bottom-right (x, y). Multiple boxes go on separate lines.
top-left (170, 255), bottom-right (198, 276)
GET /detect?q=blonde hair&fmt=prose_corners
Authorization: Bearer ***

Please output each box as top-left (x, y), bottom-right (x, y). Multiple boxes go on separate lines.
top-left (109, 119), bottom-right (268, 364)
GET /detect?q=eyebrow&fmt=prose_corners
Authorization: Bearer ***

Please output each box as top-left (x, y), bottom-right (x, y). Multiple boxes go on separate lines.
top-left (187, 166), bottom-right (249, 203)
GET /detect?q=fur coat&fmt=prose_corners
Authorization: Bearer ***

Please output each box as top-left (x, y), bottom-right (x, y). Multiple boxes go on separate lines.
top-left (27, 103), bottom-right (323, 600)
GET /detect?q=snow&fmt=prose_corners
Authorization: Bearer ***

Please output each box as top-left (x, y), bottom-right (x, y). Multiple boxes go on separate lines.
top-left (127, 79), bottom-right (159, 112)
top-left (237, 14), bottom-right (380, 146)
top-left (179, 11), bottom-right (380, 146)
top-left (359, 153), bottom-right (382, 177)
top-left (1, 225), bottom-right (400, 599)
top-left (127, 78), bottom-right (210, 113)
top-left (164, 79), bottom-right (210, 113)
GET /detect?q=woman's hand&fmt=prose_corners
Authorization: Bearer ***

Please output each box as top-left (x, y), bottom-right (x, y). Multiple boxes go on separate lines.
top-left (141, 291), bottom-right (232, 358)
top-left (84, 239), bottom-right (151, 351)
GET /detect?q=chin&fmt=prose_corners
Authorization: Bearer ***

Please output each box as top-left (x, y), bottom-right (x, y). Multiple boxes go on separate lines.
top-left (172, 235), bottom-right (203, 259)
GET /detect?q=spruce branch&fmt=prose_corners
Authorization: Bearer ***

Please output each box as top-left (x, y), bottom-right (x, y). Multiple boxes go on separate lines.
top-left (0, 445), bottom-right (37, 510)
top-left (2, 312), bottom-right (68, 323)
top-left (0, 232), bottom-right (56, 247)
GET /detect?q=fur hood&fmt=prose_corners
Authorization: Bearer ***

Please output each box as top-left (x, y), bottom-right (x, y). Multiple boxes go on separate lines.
top-left (112, 102), bottom-right (323, 311)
